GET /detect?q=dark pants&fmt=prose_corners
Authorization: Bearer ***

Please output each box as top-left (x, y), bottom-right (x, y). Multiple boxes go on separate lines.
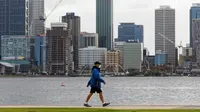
top-left (90, 87), bottom-right (102, 93)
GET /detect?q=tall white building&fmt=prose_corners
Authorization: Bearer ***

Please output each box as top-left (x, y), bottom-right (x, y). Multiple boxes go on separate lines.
top-left (123, 43), bottom-right (143, 70)
top-left (80, 32), bottom-right (98, 48)
top-left (28, 0), bottom-right (45, 36)
top-left (79, 47), bottom-right (107, 69)
top-left (155, 5), bottom-right (176, 66)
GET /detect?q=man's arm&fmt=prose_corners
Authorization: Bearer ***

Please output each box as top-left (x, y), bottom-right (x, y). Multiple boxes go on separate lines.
top-left (93, 69), bottom-right (105, 83)
top-left (87, 80), bottom-right (90, 87)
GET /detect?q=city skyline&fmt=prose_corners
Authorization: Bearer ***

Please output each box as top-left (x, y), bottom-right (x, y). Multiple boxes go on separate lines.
top-left (45, 0), bottom-right (197, 55)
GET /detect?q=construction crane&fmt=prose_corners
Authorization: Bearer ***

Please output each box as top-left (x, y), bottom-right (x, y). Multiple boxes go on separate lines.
top-left (40, 0), bottom-right (64, 22)
top-left (157, 33), bottom-right (183, 54)
top-left (29, 0), bottom-right (64, 36)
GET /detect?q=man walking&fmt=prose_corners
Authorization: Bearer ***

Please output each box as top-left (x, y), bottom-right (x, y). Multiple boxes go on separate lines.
top-left (84, 61), bottom-right (110, 107)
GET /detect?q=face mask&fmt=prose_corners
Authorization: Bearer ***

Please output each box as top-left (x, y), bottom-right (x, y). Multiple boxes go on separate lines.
top-left (99, 65), bottom-right (101, 68)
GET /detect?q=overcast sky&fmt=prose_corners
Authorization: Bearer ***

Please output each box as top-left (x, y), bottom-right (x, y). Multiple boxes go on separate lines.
top-left (45, 0), bottom-right (200, 55)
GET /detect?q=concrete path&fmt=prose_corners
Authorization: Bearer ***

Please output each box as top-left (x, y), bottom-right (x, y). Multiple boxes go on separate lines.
top-left (0, 105), bottom-right (200, 109)
top-left (107, 105), bottom-right (200, 109)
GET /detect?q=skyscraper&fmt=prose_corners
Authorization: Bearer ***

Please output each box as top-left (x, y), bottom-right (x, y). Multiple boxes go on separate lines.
top-left (155, 6), bottom-right (176, 66)
top-left (96, 0), bottom-right (113, 50)
top-left (190, 3), bottom-right (200, 48)
top-left (192, 19), bottom-right (200, 64)
top-left (47, 22), bottom-right (73, 75)
top-left (118, 23), bottom-right (143, 42)
top-left (28, 0), bottom-right (45, 36)
top-left (62, 13), bottom-right (80, 71)
top-left (0, 0), bottom-right (29, 57)
top-left (0, 0), bottom-right (28, 36)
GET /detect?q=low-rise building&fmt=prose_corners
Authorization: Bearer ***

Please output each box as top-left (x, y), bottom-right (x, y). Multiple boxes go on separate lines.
top-left (179, 44), bottom-right (193, 68)
top-left (80, 32), bottom-right (98, 48)
top-left (1, 35), bottom-right (31, 59)
top-left (114, 41), bottom-right (125, 66)
top-left (79, 46), bottom-right (107, 69)
top-left (155, 50), bottom-right (168, 65)
top-left (0, 59), bottom-right (31, 74)
top-left (143, 48), bottom-right (150, 57)
top-left (146, 56), bottom-right (155, 66)
top-left (0, 62), bottom-right (14, 75)
top-left (106, 50), bottom-right (121, 73)
top-left (123, 42), bottom-right (143, 70)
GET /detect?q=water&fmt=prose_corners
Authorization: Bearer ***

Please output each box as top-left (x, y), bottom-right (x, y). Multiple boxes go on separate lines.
top-left (0, 77), bottom-right (200, 106)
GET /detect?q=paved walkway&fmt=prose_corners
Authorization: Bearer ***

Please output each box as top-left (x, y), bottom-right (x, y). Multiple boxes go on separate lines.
top-left (0, 105), bottom-right (200, 109)
top-left (107, 105), bottom-right (200, 109)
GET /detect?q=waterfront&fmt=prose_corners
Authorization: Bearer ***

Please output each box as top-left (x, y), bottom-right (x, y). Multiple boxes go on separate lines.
top-left (0, 77), bottom-right (200, 106)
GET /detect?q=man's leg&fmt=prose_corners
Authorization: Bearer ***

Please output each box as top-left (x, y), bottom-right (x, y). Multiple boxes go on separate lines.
top-left (98, 89), bottom-right (110, 107)
top-left (99, 92), bottom-right (105, 104)
top-left (85, 92), bottom-right (93, 103)
top-left (84, 88), bottom-right (95, 107)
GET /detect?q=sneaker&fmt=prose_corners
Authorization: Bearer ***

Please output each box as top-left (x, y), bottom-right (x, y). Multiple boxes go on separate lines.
top-left (103, 102), bottom-right (110, 107)
top-left (84, 103), bottom-right (91, 107)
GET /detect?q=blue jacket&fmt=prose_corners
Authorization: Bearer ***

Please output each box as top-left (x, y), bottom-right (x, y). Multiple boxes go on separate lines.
top-left (87, 66), bottom-right (105, 89)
